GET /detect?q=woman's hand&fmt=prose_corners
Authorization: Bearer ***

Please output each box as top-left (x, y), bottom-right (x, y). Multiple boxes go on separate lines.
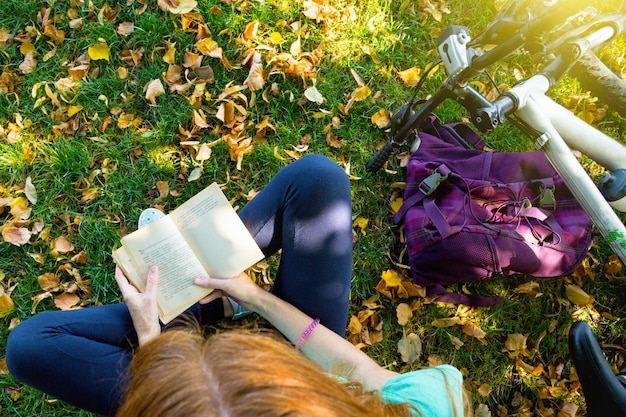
top-left (114, 265), bottom-right (161, 346)
top-left (195, 272), bottom-right (261, 313)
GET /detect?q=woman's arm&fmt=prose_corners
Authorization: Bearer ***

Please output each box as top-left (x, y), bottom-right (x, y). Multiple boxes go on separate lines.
top-left (195, 273), bottom-right (398, 390)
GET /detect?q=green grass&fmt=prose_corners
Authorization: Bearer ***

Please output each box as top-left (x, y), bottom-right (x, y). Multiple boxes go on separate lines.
top-left (1, 0), bottom-right (626, 415)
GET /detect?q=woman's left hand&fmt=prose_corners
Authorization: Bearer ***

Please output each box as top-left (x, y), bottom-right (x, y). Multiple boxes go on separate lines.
top-left (114, 265), bottom-right (161, 346)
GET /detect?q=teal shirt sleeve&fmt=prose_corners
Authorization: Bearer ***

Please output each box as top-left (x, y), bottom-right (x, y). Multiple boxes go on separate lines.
top-left (379, 365), bottom-right (464, 417)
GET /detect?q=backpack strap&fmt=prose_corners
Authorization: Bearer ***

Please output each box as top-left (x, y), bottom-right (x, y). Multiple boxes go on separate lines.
top-left (427, 284), bottom-right (503, 306)
top-left (421, 115), bottom-right (485, 150)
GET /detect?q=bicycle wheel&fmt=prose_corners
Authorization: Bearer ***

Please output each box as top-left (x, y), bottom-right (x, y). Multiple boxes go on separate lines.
top-left (570, 50), bottom-right (626, 118)
top-left (479, 0), bottom-right (593, 47)
top-left (480, 0), bottom-right (554, 44)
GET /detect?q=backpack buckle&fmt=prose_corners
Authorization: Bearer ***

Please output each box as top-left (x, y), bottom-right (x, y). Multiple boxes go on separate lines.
top-left (540, 186), bottom-right (556, 210)
top-left (419, 170), bottom-right (448, 195)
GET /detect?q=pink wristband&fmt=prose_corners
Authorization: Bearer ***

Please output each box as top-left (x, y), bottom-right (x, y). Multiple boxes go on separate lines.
top-left (295, 318), bottom-right (320, 350)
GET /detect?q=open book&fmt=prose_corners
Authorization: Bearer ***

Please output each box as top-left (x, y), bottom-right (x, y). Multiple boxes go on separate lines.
top-left (112, 183), bottom-right (264, 324)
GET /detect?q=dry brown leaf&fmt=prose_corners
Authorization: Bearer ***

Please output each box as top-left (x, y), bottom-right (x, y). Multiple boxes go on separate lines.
top-left (69, 64), bottom-right (90, 80)
top-left (325, 132), bottom-right (341, 148)
top-left (2, 226), bottom-right (31, 246)
top-left (156, 181), bottom-right (169, 199)
top-left (475, 404), bottom-right (492, 417)
top-left (183, 50), bottom-right (203, 68)
top-left (71, 251), bottom-right (88, 265)
top-left (144, 79), bottom-right (165, 105)
top-left (243, 51), bottom-right (265, 91)
top-left (400, 281), bottom-right (426, 298)
top-left (118, 22), bottom-right (135, 36)
top-left (514, 281), bottom-right (540, 294)
top-left (38, 273), bottom-right (60, 291)
top-left (24, 177), bottom-right (37, 204)
top-left (166, 0), bottom-right (197, 14)
top-left (448, 332), bottom-right (464, 349)
top-left (192, 109), bottom-right (210, 128)
top-left (54, 293), bottom-right (80, 310)
top-left (19, 52), bottom-right (37, 74)
top-left (196, 143), bottom-right (212, 161)
top-left (558, 403), bottom-right (579, 417)
top-left (398, 332), bottom-right (422, 364)
top-left (118, 113), bottom-right (136, 129)
top-left (396, 303), bottom-right (413, 326)
top-left (605, 255), bottom-right (623, 275)
top-left (432, 316), bottom-right (464, 327)
top-left (52, 236), bottom-right (74, 254)
top-left (0, 28), bottom-right (12, 48)
top-left (503, 333), bottom-right (530, 357)
top-left (477, 384), bottom-right (492, 397)
top-left (462, 321), bottom-right (487, 344)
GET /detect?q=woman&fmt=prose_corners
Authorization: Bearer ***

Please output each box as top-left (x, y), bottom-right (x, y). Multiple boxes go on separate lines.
top-left (6, 154), bottom-right (465, 416)
top-left (116, 266), bottom-right (466, 417)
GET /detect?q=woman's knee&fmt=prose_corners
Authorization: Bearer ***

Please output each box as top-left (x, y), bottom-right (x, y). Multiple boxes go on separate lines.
top-left (289, 154), bottom-right (350, 198)
top-left (6, 312), bottom-right (54, 380)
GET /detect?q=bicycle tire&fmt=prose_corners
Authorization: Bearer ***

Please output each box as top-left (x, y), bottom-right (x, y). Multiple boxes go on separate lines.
top-left (569, 50), bottom-right (626, 118)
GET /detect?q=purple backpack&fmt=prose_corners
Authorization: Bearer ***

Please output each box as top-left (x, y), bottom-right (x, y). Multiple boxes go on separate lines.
top-left (393, 117), bottom-right (593, 306)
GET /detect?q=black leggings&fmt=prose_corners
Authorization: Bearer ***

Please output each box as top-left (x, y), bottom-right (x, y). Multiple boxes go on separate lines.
top-left (6, 154), bottom-right (353, 416)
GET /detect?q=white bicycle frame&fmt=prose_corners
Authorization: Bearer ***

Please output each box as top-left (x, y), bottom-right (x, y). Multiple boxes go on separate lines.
top-left (508, 74), bottom-right (626, 263)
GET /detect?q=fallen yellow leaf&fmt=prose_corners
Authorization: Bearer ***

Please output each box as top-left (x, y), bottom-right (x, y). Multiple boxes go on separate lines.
top-left (10, 196), bottom-right (31, 220)
top-left (371, 108), bottom-right (390, 127)
top-left (20, 40), bottom-right (35, 55)
top-left (67, 105), bottom-right (84, 117)
top-left (352, 217), bottom-right (368, 235)
top-left (88, 43), bottom-right (110, 61)
top-left (243, 20), bottom-right (258, 40)
top-left (565, 284), bottom-right (594, 306)
top-left (353, 85), bottom-right (371, 101)
top-left (0, 291), bottom-right (14, 314)
top-left (168, 0), bottom-right (197, 14)
top-left (381, 269), bottom-right (402, 287)
top-left (398, 66), bottom-right (421, 86)
top-left (390, 197), bottom-right (403, 213)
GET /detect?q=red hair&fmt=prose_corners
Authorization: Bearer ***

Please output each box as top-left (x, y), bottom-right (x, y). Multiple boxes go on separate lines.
top-left (117, 329), bottom-right (415, 417)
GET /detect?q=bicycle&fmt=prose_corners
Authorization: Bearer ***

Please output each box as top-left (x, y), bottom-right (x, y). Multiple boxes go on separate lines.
top-left (366, 0), bottom-right (626, 265)
top-left (365, 1), bottom-right (626, 415)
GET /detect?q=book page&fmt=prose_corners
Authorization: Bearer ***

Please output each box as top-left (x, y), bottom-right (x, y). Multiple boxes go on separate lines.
top-left (169, 183), bottom-right (264, 278)
top-left (118, 216), bottom-right (213, 323)
top-left (111, 245), bottom-right (144, 289)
